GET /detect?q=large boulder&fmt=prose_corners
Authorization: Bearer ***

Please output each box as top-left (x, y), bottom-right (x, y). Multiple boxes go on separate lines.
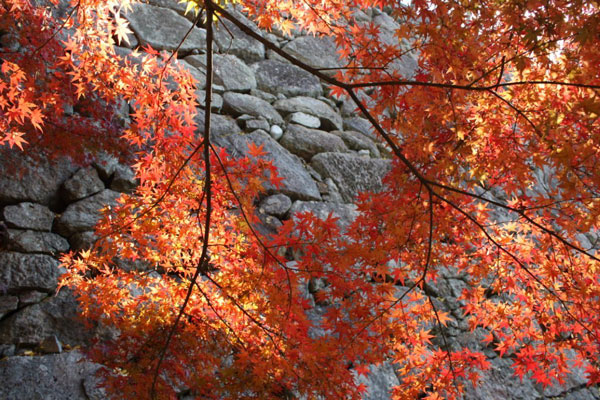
top-left (280, 124), bottom-right (347, 161)
top-left (195, 90), bottom-right (224, 111)
top-left (372, 13), bottom-right (418, 78)
top-left (0, 152), bottom-right (76, 206)
top-left (0, 289), bottom-right (91, 347)
top-left (62, 167), bottom-right (104, 203)
top-left (2, 202), bottom-right (55, 231)
top-left (146, 0), bottom-right (188, 15)
top-left (55, 189), bottom-right (120, 237)
top-left (185, 54), bottom-right (257, 92)
top-left (0, 351), bottom-right (103, 400)
top-left (213, 54), bottom-right (257, 92)
top-left (252, 60), bottom-right (323, 97)
top-left (281, 36), bottom-right (342, 73)
top-left (110, 165), bottom-right (137, 193)
top-left (287, 112), bottom-right (321, 129)
top-left (332, 130), bottom-right (381, 158)
top-left (222, 92), bottom-right (283, 124)
top-left (354, 362), bottom-right (401, 400)
top-left (343, 116), bottom-right (376, 140)
top-left (311, 153), bottom-right (391, 202)
top-left (125, 3), bottom-right (211, 53)
top-left (274, 96), bottom-right (343, 131)
top-left (258, 194), bottom-right (292, 218)
top-left (0, 252), bottom-right (60, 293)
top-left (195, 112), bottom-right (241, 140)
top-left (0, 296), bottom-right (18, 319)
top-left (289, 201), bottom-right (358, 232)
top-left (5, 230), bottom-right (70, 255)
top-left (214, 9), bottom-right (265, 63)
top-left (216, 130), bottom-right (321, 201)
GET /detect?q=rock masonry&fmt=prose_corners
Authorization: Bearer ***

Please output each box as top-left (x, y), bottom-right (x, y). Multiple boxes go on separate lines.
top-left (0, 1), bottom-right (598, 399)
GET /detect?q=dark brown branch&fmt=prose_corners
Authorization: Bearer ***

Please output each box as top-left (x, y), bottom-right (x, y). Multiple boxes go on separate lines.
top-left (150, 3), bottom-right (215, 398)
top-left (349, 79), bottom-right (600, 91)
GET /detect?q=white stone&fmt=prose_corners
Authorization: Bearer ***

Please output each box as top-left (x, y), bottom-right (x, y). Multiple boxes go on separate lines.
top-left (269, 125), bottom-right (283, 140)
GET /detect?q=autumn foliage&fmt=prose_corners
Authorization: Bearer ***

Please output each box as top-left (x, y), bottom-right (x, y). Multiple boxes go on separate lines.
top-left (2, 0), bottom-right (600, 398)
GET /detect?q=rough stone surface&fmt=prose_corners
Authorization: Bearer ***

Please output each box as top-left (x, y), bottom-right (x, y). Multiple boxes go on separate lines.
top-left (222, 92), bottom-right (283, 124)
top-left (252, 60), bottom-right (323, 97)
top-left (280, 124), bottom-right (348, 161)
top-left (18, 290), bottom-right (48, 306)
top-left (255, 211), bottom-right (283, 237)
top-left (372, 13), bottom-right (418, 78)
top-left (333, 130), bottom-right (381, 158)
top-left (281, 35), bottom-right (342, 73)
top-left (92, 153), bottom-right (119, 181)
top-left (55, 189), bottom-right (120, 237)
top-left (0, 351), bottom-right (103, 400)
top-left (195, 90), bottom-right (223, 111)
top-left (146, 0), bottom-right (188, 15)
top-left (186, 54), bottom-right (257, 92)
top-left (274, 96), bottom-right (342, 131)
top-left (341, 90), bottom-right (376, 117)
top-left (214, 9), bottom-right (265, 63)
top-left (354, 362), bottom-right (400, 400)
top-left (289, 201), bottom-right (358, 232)
top-left (110, 165), bottom-right (137, 193)
top-left (250, 88), bottom-right (278, 102)
top-left (244, 118), bottom-right (270, 132)
top-left (214, 54), bottom-right (257, 92)
top-left (215, 130), bottom-right (321, 201)
top-left (68, 231), bottom-right (97, 251)
top-left (287, 112), bottom-right (321, 128)
top-left (311, 153), bottom-right (391, 202)
top-left (2, 202), bottom-right (55, 231)
top-left (463, 357), bottom-right (539, 399)
top-left (5, 230), bottom-right (69, 255)
top-left (343, 116), bottom-right (376, 139)
top-left (0, 289), bottom-right (92, 346)
top-left (62, 167), bottom-right (104, 202)
top-left (258, 194), bottom-right (292, 218)
top-left (125, 3), bottom-right (210, 53)
top-left (195, 112), bottom-right (241, 141)
top-left (0, 152), bottom-right (76, 206)
top-left (0, 296), bottom-right (19, 319)
top-left (0, 252), bottom-right (60, 293)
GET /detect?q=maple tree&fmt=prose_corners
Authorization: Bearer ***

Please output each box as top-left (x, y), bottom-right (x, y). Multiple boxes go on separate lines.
top-left (2, 0), bottom-right (600, 398)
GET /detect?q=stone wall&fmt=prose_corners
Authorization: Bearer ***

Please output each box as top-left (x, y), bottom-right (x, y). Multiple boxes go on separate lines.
top-left (0, 1), bottom-right (598, 399)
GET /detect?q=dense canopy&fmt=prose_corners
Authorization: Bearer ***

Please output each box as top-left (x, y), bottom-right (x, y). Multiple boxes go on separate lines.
top-left (1, 0), bottom-right (600, 398)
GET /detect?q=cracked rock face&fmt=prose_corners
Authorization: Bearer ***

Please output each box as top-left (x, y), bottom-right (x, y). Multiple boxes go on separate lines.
top-left (0, 351), bottom-right (104, 400)
top-left (55, 189), bottom-right (121, 237)
top-left (311, 152), bottom-right (392, 202)
top-left (281, 35), bottom-right (342, 73)
top-left (216, 130), bottom-right (322, 201)
top-left (252, 59), bottom-right (323, 97)
top-left (0, 152), bottom-right (76, 206)
top-left (280, 124), bottom-right (348, 161)
top-left (124, 3), bottom-right (212, 53)
top-left (2, 203), bottom-right (55, 231)
top-left (0, 252), bottom-right (60, 293)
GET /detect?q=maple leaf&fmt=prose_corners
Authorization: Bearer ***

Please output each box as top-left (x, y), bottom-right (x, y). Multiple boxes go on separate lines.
top-left (113, 14), bottom-right (132, 45)
top-left (354, 364), bottom-right (370, 377)
top-left (2, 131), bottom-right (28, 150)
top-left (247, 142), bottom-right (267, 158)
